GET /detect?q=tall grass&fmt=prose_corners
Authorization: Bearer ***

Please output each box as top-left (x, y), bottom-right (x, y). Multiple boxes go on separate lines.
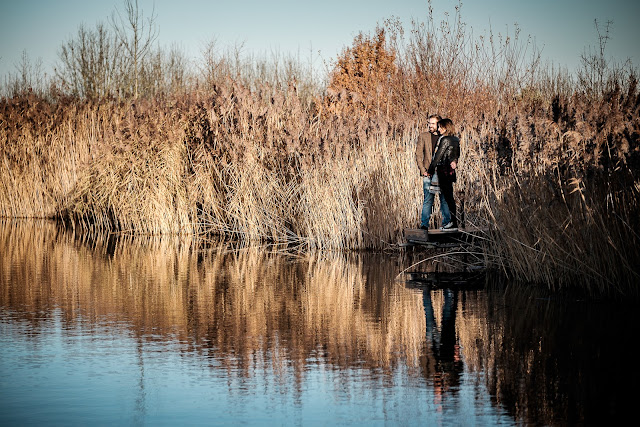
top-left (0, 79), bottom-right (422, 249)
top-left (1, 4), bottom-right (638, 296)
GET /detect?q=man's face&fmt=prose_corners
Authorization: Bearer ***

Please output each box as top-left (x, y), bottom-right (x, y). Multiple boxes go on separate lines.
top-left (428, 118), bottom-right (439, 134)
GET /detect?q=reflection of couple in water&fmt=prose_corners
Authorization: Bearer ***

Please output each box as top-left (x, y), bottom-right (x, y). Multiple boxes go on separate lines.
top-left (420, 288), bottom-right (464, 404)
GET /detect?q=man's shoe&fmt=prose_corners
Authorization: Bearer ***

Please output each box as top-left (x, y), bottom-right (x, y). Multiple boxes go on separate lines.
top-left (440, 222), bottom-right (457, 231)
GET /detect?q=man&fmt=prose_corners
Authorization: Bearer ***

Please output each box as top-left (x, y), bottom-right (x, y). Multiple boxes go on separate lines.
top-left (415, 114), bottom-right (450, 230)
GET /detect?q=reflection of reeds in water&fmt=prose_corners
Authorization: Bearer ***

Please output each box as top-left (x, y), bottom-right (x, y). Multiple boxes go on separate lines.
top-left (454, 280), bottom-right (637, 425)
top-left (454, 289), bottom-right (500, 375)
top-left (0, 220), bottom-right (425, 377)
top-left (453, 285), bottom-right (561, 424)
top-left (5, 220), bottom-right (628, 423)
top-left (303, 253), bottom-right (425, 368)
top-left (0, 220), bottom-right (197, 329)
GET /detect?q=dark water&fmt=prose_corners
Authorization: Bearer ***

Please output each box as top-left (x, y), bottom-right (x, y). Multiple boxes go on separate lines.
top-left (1, 220), bottom-right (638, 426)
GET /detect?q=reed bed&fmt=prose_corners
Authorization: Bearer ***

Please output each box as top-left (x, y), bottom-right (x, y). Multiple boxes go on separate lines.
top-left (1, 7), bottom-right (639, 296)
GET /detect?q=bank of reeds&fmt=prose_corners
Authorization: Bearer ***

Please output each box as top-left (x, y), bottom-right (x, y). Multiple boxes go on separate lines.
top-left (0, 83), bottom-right (421, 249)
top-left (471, 82), bottom-right (640, 296)
top-left (1, 6), bottom-right (638, 295)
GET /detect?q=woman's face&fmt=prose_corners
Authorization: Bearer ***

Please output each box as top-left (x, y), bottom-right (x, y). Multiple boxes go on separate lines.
top-left (438, 124), bottom-right (446, 135)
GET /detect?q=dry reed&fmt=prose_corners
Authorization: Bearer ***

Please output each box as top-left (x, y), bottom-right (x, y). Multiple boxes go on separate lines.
top-left (1, 4), bottom-right (638, 296)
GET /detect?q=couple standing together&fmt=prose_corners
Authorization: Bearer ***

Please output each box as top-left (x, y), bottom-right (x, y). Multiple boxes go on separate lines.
top-left (415, 115), bottom-right (460, 231)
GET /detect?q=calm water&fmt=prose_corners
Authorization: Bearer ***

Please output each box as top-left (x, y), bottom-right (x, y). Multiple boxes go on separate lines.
top-left (1, 220), bottom-right (638, 426)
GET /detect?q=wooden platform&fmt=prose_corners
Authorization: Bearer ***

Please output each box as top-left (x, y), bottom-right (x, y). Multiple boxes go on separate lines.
top-left (403, 226), bottom-right (488, 248)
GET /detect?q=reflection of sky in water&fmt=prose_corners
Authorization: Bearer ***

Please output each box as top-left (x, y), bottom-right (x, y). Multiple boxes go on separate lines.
top-left (1, 308), bottom-right (512, 425)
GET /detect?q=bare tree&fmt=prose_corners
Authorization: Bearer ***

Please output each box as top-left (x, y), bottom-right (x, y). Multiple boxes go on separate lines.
top-left (54, 1), bottom-right (190, 99)
top-left (110, 0), bottom-right (158, 98)
top-left (3, 50), bottom-right (47, 97)
top-left (578, 19), bottom-right (613, 98)
top-left (200, 38), bottom-right (224, 90)
top-left (164, 44), bottom-right (191, 94)
top-left (56, 22), bottom-right (121, 99)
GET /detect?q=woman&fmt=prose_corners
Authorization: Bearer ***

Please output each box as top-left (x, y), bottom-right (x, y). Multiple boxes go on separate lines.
top-left (426, 118), bottom-right (460, 230)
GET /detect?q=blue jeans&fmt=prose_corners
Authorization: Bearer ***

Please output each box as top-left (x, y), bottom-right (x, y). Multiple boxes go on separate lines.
top-left (421, 176), bottom-right (450, 228)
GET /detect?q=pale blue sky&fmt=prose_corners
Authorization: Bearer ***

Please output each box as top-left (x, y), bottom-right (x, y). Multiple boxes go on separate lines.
top-left (1, 0), bottom-right (639, 81)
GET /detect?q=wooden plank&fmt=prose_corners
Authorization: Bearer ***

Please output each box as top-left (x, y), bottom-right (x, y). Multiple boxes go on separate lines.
top-left (404, 228), bottom-right (430, 244)
top-left (404, 226), bottom-right (489, 247)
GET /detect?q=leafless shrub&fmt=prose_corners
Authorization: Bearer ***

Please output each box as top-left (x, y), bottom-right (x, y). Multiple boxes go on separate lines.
top-left (56, 22), bottom-right (123, 99)
top-left (3, 51), bottom-right (49, 98)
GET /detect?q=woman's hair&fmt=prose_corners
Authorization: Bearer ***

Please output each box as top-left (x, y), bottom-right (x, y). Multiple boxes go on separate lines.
top-left (438, 118), bottom-right (456, 135)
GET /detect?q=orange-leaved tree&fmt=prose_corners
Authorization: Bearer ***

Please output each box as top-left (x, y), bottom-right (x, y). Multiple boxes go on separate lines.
top-left (327, 28), bottom-right (397, 116)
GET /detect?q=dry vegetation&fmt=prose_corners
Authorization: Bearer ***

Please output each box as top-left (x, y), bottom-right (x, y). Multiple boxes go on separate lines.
top-left (1, 2), bottom-right (638, 296)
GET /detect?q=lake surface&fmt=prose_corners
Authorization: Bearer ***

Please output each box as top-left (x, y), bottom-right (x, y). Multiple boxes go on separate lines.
top-left (1, 220), bottom-right (637, 425)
